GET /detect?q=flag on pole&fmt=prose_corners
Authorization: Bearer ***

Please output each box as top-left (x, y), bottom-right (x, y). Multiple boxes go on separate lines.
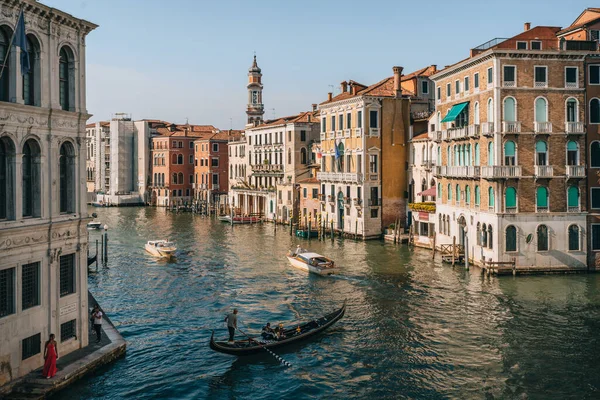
top-left (334, 141), bottom-right (340, 160)
top-left (13, 10), bottom-right (29, 75)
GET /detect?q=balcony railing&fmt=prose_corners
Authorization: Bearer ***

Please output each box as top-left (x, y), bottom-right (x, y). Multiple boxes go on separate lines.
top-left (442, 130), bottom-right (451, 141)
top-left (566, 122), bottom-right (584, 134)
top-left (369, 128), bottom-right (380, 137)
top-left (252, 164), bottom-right (283, 173)
top-left (502, 121), bottom-right (521, 134)
top-left (448, 127), bottom-right (468, 140)
top-left (534, 81), bottom-right (548, 88)
top-left (467, 124), bottom-right (480, 138)
top-left (354, 198), bottom-right (363, 207)
top-left (327, 195), bottom-right (334, 203)
top-left (336, 130), bottom-right (343, 138)
top-left (481, 122), bottom-right (494, 136)
top-left (503, 80), bottom-right (516, 88)
top-left (534, 165), bottom-right (553, 178)
top-left (344, 197), bottom-right (351, 207)
top-left (536, 206), bottom-right (549, 213)
top-left (354, 128), bottom-right (363, 137)
top-left (320, 132), bottom-right (326, 140)
top-left (481, 165), bottom-right (522, 179)
top-left (566, 165), bottom-right (585, 178)
top-left (422, 160), bottom-right (435, 170)
top-left (534, 122), bottom-right (552, 134)
top-left (435, 165), bottom-right (480, 178)
top-left (316, 172), bottom-right (363, 183)
top-left (369, 198), bottom-right (382, 207)
top-left (568, 206), bottom-right (581, 213)
top-left (433, 131), bottom-right (442, 142)
top-left (344, 129), bottom-right (351, 138)
top-left (505, 207), bottom-right (518, 214)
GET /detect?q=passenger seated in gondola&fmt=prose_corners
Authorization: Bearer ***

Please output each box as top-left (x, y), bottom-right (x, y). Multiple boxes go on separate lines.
top-left (274, 323), bottom-right (286, 340)
top-left (261, 323), bottom-right (275, 340)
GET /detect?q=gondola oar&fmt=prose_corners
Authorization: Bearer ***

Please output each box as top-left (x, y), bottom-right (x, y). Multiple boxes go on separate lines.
top-left (236, 327), bottom-right (292, 367)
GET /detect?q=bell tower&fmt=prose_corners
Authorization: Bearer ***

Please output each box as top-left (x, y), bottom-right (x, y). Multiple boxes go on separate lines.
top-left (246, 54), bottom-right (264, 126)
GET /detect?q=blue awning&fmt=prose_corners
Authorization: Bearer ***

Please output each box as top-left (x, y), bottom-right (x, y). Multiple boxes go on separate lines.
top-left (441, 102), bottom-right (469, 123)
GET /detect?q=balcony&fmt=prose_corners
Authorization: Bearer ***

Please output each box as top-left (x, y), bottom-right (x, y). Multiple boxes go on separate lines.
top-left (343, 129), bottom-right (351, 138)
top-left (566, 122), bottom-right (584, 134)
top-left (252, 164), bottom-right (283, 174)
top-left (568, 206), bottom-right (582, 213)
top-left (422, 160), bottom-right (435, 171)
top-left (433, 131), bottom-right (442, 142)
top-left (344, 197), bottom-right (351, 207)
top-left (369, 128), bottom-right (380, 137)
top-left (369, 198), bottom-right (382, 207)
top-left (566, 165), bottom-right (585, 178)
top-left (534, 165), bottom-right (553, 178)
top-left (318, 194), bottom-right (326, 202)
top-left (442, 130), bottom-right (451, 141)
top-left (435, 165), bottom-right (480, 178)
top-left (481, 122), bottom-right (494, 137)
top-left (467, 124), bottom-right (480, 138)
top-left (317, 172), bottom-right (363, 183)
top-left (534, 81), bottom-right (548, 88)
top-left (536, 206), bottom-right (549, 213)
top-left (505, 207), bottom-right (518, 214)
top-left (320, 132), bottom-right (326, 141)
top-left (503, 80), bottom-right (516, 88)
top-left (354, 198), bottom-right (363, 208)
top-left (327, 195), bottom-right (335, 204)
top-left (336, 130), bottom-right (343, 138)
top-left (534, 122), bottom-right (552, 134)
top-left (481, 165), bottom-right (522, 179)
top-left (354, 128), bottom-right (363, 137)
top-left (502, 121), bottom-right (521, 134)
top-left (448, 127), bottom-right (468, 140)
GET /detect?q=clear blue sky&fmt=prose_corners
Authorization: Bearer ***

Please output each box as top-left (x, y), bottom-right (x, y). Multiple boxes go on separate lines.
top-left (42, 0), bottom-right (590, 129)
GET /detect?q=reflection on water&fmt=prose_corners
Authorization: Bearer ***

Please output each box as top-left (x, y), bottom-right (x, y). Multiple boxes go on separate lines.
top-left (58, 207), bottom-right (600, 399)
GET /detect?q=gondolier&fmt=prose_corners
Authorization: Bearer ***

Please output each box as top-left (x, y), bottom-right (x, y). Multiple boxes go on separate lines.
top-left (224, 309), bottom-right (238, 343)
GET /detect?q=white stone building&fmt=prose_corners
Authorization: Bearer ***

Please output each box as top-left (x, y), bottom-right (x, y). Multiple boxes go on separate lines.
top-left (0, 0), bottom-right (96, 386)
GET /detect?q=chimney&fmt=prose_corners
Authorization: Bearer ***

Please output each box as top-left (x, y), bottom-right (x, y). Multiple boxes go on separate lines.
top-left (312, 103), bottom-right (317, 112)
top-left (393, 66), bottom-right (403, 98)
top-left (524, 22), bottom-right (531, 31)
top-left (352, 84), bottom-right (358, 95)
top-left (340, 81), bottom-right (348, 93)
top-left (327, 92), bottom-right (333, 101)
top-left (431, 65), bottom-right (437, 72)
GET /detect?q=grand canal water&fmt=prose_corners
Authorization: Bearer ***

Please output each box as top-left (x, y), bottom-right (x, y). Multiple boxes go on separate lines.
top-left (59, 207), bottom-right (600, 399)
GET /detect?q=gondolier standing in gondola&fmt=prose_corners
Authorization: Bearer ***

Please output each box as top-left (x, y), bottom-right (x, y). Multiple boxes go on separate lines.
top-left (224, 309), bottom-right (238, 343)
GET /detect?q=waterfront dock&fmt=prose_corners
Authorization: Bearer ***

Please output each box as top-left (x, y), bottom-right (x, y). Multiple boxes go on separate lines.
top-left (0, 293), bottom-right (126, 400)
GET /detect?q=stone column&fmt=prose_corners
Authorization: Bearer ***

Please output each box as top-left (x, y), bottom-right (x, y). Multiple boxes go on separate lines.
top-left (14, 152), bottom-right (23, 220)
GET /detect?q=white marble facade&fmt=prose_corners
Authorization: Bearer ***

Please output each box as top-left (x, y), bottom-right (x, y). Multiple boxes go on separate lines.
top-left (0, 0), bottom-right (96, 386)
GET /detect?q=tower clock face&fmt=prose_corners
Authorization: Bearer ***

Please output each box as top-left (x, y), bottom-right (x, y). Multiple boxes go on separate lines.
top-left (252, 91), bottom-right (258, 104)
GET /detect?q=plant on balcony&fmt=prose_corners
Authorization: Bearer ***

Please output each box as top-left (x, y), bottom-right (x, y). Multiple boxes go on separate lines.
top-left (263, 159), bottom-right (270, 165)
top-left (268, 185), bottom-right (275, 191)
top-left (408, 202), bottom-right (436, 213)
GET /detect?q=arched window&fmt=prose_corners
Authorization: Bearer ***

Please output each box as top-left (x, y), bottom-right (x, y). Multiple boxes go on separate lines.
top-left (536, 186), bottom-right (549, 211)
top-left (172, 173), bottom-right (177, 184)
top-left (0, 136), bottom-right (15, 219)
top-left (535, 141), bottom-right (548, 165)
top-left (567, 141), bottom-right (579, 165)
top-left (437, 182), bottom-right (441, 198)
top-left (153, 173), bottom-right (157, 185)
top-left (0, 26), bottom-right (13, 102)
top-left (178, 172), bottom-right (183, 185)
top-left (474, 102), bottom-right (480, 125)
top-left (447, 145), bottom-right (451, 166)
top-left (447, 183), bottom-right (452, 201)
top-left (437, 146), bottom-right (441, 165)
top-left (59, 46), bottom-right (75, 111)
top-left (505, 187), bottom-right (517, 212)
top-left (474, 143), bottom-right (480, 166)
top-left (476, 222), bottom-right (481, 245)
top-left (177, 154), bottom-right (183, 164)
top-left (456, 184), bottom-right (461, 203)
top-left (535, 97), bottom-right (548, 122)
top-left (488, 141), bottom-right (494, 165)
top-left (504, 141), bottom-right (516, 165)
top-left (22, 139), bottom-right (41, 217)
top-left (59, 142), bottom-right (75, 213)
top-left (172, 153), bottom-right (177, 164)
top-left (566, 98), bottom-right (578, 123)
top-left (591, 98), bottom-right (600, 124)
top-left (503, 97), bottom-right (516, 122)
top-left (487, 98), bottom-right (494, 123)
top-left (482, 224), bottom-right (488, 247)
top-left (475, 185), bottom-right (480, 206)
top-left (592, 142), bottom-right (600, 168)
top-left (300, 148), bottom-right (307, 165)
top-left (537, 225), bottom-right (549, 251)
top-left (568, 225), bottom-right (580, 251)
top-left (506, 225), bottom-right (517, 252)
top-left (161, 173), bottom-right (165, 185)
top-left (454, 144), bottom-right (459, 166)
top-left (488, 187), bottom-right (495, 208)
top-left (466, 144), bottom-right (471, 166)
top-left (23, 35), bottom-right (40, 106)
top-left (488, 225), bottom-right (493, 249)
top-left (465, 185), bottom-right (470, 205)
top-left (568, 186), bottom-right (580, 211)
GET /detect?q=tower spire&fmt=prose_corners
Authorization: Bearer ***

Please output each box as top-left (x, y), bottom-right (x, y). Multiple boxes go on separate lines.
top-left (246, 54), bottom-right (264, 127)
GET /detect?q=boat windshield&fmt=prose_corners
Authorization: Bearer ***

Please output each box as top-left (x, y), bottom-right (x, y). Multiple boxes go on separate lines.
top-left (158, 242), bottom-right (175, 248)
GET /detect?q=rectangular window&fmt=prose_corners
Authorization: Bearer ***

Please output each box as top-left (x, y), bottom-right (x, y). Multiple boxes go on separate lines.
top-left (312, 188), bottom-right (318, 199)
top-left (189, 142), bottom-right (194, 149)
top-left (369, 110), bottom-right (378, 128)
top-left (590, 65), bottom-right (600, 85)
top-left (331, 115), bottom-right (336, 131)
top-left (0, 267), bottom-right (15, 318)
top-left (437, 86), bottom-right (441, 102)
top-left (503, 66), bottom-right (516, 85)
top-left (189, 155), bottom-right (193, 164)
top-left (357, 187), bottom-right (362, 200)
top-left (534, 66), bottom-right (547, 86)
top-left (59, 254), bottom-right (75, 297)
top-left (446, 83), bottom-right (451, 96)
top-left (346, 113), bottom-right (351, 129)
top-left (346, 186), bottom-right (351, 199)
top-left (339, 115), bottom-right (343, 130)
top-left (22, 333), bottom-right (41, 360)
top-left (172, 140), bottom-right (176, 147)
top-left (566, 67), bottom-right (578, 87)
top-left (321, 118), bottom-right (326, 133)
top-left (455, 80), bottom-right (460, 94)
top-left (593, 224), bottom-right (600, 250)
top-left (592, 188), bottom-right (600, 209)
top-left (189, 174), bottom-right (193, 184)
top-left (303, 188), bottom-right (307, 198)
top-left (22, 262), bottom-right (40, 310)
top-left (516, 41), bottom-right (527, 50)
top-left (212, 174), bottom-right (218, 185)
top-left (60, 319), bottom-right (76, 342)
top-left (371, 208), bottom-right (378, 218)
top-left (211, 158), bottom-right (219, 167)
top-left (300, 130), bottom-right (306, 141)
top-left (530, 41), bottom-right (542, 50)
top-left (487, 67), bottom-right (493, 85)
top-left (464, 76), bottom-right (469, 91)
top-left (369, 154), bottom-right (378, 174)
top-left (421, 80), bottom-right (429, 94)
top-left (212, 143), bottom-right (218, 152)
top-left (357, 111), bottom-right (362, 128)
top-left (474, 73), bottom-right (479, 89)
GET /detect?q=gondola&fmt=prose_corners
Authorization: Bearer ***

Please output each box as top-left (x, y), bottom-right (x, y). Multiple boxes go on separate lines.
top-left (209, 302), bottom-right (346, 356)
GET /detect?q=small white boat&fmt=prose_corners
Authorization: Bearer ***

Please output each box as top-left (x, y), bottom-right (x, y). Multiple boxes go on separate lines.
top-left (145, 240), bottom-right (177, 259)
top-left (87, 222), bottom-right (103, 230)
top-left (286, 246), bottom-right (338, 276)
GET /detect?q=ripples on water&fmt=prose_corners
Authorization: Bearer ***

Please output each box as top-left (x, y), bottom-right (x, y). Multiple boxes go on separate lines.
top-left (58, 207), bottom-right (600, 400)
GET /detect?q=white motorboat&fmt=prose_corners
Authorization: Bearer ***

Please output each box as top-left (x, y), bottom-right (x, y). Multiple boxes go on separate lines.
top-left (145, 240), bottom-right (177, 259)
top-left (286, 246), bottom-right (338, 276)
top-left (87, 222), bottom-right (103, 230)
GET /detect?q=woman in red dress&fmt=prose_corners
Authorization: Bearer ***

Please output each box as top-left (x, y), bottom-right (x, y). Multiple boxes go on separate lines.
top-left (42, 334), bottom-right (58, 379)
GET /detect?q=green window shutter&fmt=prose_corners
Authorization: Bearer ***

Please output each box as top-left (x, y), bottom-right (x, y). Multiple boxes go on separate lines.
top-left (503, 97), bottom-right (516, 122)
top-left (465, 186), bottom-right (470, 204)
top-left (488, 142), bottom-right (494, 165)
top-left (489, 187), bottom-right (495, 206)
top-left (568, 186), bottom-right (579, 207)
top-left (506, 226), bottom-right (517, 252)
top-left (537, 187), bottom-right (548, 207)
top-left (535, 98), bottom-right (547, 122)
top-left (447, 184), bottom-right (452, 200)
top-left (535, 140), bottom-right (547, 152)
top-left (504, 141), bottom-right (515, 157)
top-left (475, 144), bottom-right (480, 165)
top-left (475, 186), bottom-right (480, 205)
top-left (505, 187), bottom-right (517, 208)
top-left (567, 141), bottom-right (577, 151)
top-left (456, 185), bottom-right (461, 202)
